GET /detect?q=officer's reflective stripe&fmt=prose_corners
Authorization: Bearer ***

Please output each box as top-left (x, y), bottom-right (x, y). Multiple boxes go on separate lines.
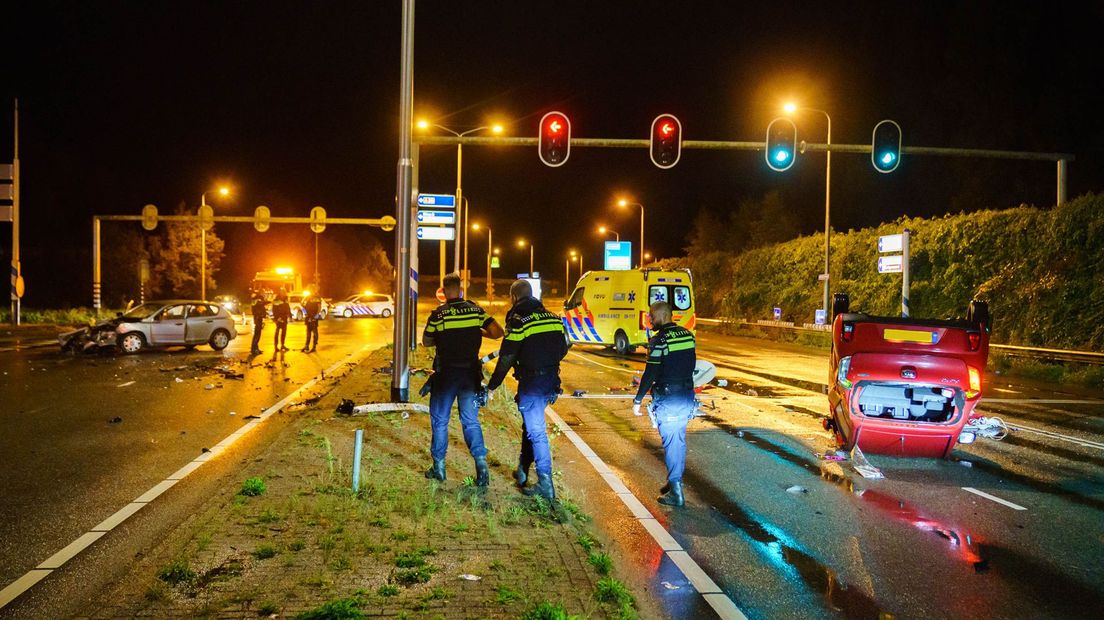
top-left (505, 320), bottom-right (564, 341)
top-left (437, 317), bottom-right (483, 330)
top-left (667, 341), bottom-right (695, 352)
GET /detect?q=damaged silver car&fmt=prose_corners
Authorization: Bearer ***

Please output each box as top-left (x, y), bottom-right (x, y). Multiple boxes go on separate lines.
top-left (59, 301), bottom-right (238, 354)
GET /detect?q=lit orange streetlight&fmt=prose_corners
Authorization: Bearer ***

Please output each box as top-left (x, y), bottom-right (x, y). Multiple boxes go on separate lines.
top-left (782, 100), bottom-right (832, 316)
top-left (597, 225), bottom-right (620, 241)
top-left (516, 238), bottom-right (534, 274)
top-left (616, 198), bottom-right (644, 267)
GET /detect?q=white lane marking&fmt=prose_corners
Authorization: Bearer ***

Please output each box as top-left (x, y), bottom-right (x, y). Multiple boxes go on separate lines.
top-left (984, 398), bottom-right (1103, 405)
top-left (0, 344), bottom-right (374, 611)
top-left (569, 351), bottom-right (639, 374)
top-left (1006, 423), bottom-right (1104, 451)
top-left (116, 380), bottom-right (136, 388)
top-left (962, 487), bottom-right (1028, 511)
top-left (545, 404), bottom-right (747, 620)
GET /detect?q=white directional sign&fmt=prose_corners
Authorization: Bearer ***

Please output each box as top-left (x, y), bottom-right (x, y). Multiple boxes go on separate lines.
top-left (417, 226), bottom-right (456, 241)
top-left (878, 234), bottom-right (903, 253)
top-left (0, 164), bottom-right (12, 181)
top-left (416, 210), bottom-right (456, 225)
top-left (878, 255), bottom-right (904, 273)
top-left (416, 194), bottom-right (456, 208)
top-left (1, 184), bottom-right (12, 200)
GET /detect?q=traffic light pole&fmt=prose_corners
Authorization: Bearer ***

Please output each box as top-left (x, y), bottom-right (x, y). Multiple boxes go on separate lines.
top-left (391, 0), bottom-right (416, 402)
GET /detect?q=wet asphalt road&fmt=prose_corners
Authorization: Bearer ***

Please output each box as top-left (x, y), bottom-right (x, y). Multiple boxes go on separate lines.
top-left (0, 316), bottom-right (392, 595)
top-left (553, 330), bottom-right (1104, 619)
top-left (2, 314), bottom-right (1103, 619)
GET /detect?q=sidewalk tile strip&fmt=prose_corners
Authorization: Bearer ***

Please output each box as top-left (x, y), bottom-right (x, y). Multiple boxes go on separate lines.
top-left (667, 550), bottom-right (723, 593)
top-left (134, 479), bottom-right (178, 503)
top-left (600, 471), bottom-right (632, 494)
top-left (639, 518), bottom-right (684, 552)
top-left (167, 461), bottom-right (204, 480)
top-left (616, 492), bottom-right (655, 520)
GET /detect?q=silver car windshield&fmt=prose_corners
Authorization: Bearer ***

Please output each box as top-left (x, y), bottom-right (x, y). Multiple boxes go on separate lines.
top-left (120, 303), bottom-right (163, 319)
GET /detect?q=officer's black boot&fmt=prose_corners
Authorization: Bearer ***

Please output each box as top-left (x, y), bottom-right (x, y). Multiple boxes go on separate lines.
top-left (660, 482), bottom-right (671, 495)
top-left (513, 463), bottom-right (530, 489)
top-left (522, 473), bottom-right (555, 500)
top-left (424, 459), bottom-right (446, 481)
top-left (474, 456), bottom-right (490, 487)
top-left (657, 480), bottom-right (684, 507)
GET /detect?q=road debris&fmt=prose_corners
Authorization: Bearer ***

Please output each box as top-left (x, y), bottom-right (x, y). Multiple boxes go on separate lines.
top-left (205, 383), bottom-right (217, 390)
top-left (174, 377), bottom-right (184, 383)
top-left (572, 389), bottom-right (587, 397)
top-left (786, 485), bottom-right (808, 494)
top-left (747, 388), bottom-right (759, 397)
top-left (229, 411), bottom-right (237, 416)
top-left (851, 445), bottom-right (885, 479)
top-left (458, 574), bottom-right (481, 581)
top-left (116, 380), bottom-right (135, 388)
top-left (108, 417), bottom-right (123, 424)
top-left (715, 379), bottom-right (729, 387)
top-left (336, 399), bottom-right (355, 414)
top-left (660, 581), bottom-right (681, 590)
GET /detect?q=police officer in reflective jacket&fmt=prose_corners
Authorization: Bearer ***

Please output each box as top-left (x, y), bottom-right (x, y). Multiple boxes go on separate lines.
top-left (633, 301), bottom-right (696, 507)
top-left (487, 280), bottom-right (570, 500)
top-left (422, 273), bottom-right (504, 484)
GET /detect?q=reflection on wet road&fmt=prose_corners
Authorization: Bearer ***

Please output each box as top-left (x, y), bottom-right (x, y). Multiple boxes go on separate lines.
top-left (556, 329), bottom-right (1104, 618)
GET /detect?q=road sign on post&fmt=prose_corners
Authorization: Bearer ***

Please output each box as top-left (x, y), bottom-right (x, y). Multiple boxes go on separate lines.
top-left (604, 241), bottom-right (632, 270)
top-left (310, 206), bottom-right (327, 233)
top-left (417, 226), bottom-right (455, 241)
top-left (141, 204), bottom-right (158, 231)
top-left (877, 255), bottom-right (903, 273)
top-left (416, 194), bottom-right (456, 208)
top-left (416, 210), bottom-right (455, 225)
top-left (254, 205), bottom-right (271, 232)
top-left (878, 233), bottom-right (903, 253)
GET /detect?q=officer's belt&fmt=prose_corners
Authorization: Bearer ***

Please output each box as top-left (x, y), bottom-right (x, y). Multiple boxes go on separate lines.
top-left (654, 380), bottom-right (694, 395)
top-left (515, 366), bottom-right (558, 379)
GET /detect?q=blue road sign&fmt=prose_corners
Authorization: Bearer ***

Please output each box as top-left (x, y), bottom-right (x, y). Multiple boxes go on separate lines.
top-left (604, 241), bottom-right (632, 270)
top-left (416, 210), bottom-right (456, 225)
top-left (416, 193), bottom-right (456, 208)
top-left (815, 309), bottom-right (827, 325)
top-left (773, 307), bottom-right (782, 320)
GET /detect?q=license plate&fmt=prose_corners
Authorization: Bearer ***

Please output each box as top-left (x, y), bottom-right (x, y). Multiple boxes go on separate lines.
top-left (883, 328), bottom-right (937, 344)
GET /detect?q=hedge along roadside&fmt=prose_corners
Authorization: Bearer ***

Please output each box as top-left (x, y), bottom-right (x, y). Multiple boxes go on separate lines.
top-left (658, 192), bottom-right (1104, 352)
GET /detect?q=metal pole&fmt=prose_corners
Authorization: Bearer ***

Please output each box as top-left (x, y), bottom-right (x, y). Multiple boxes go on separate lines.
top-left (199, 193), bottom-right (207, 301)
top-left (823, 113), bottom-right (832, 319)
top-left (410, 142), bottom-right (420, 352)
top-left (529, 244), bottom-right (534, 275)
top-left (351, 429), bottom-right (364, 491)
top-left (486, 227), bottom-right (492, 302)
top-left (565, 258), bottom-right (569, 294)
top-left (10, 99), bottom-right (20, 325)
top-left (902, 229), bottom-right (911, 318)
top-left (92, 217), bottom-right (101, 314)
top-left (462, 198), bottom-right (469, 297)
top-left (1057, 159), bottom-right (1067, 206)
top-left (313, 232), bottom-right (320, 291)
top-left (453, 143), bottom-right (462, 273)
top-left (639, 205), bottom-right (644, 270)
top-left (391, 0), bottom-right (415, 403)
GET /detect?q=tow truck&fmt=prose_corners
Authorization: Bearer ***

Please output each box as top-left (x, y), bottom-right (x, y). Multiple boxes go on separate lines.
top-left (826, 293), bottom-right (991, 458)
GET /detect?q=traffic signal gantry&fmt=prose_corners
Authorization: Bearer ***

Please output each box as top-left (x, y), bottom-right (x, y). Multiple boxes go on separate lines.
top-left (650, 114), bottom-right (682, 169)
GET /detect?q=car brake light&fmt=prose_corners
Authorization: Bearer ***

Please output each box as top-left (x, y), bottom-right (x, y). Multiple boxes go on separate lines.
top-left (837, 356), bottom-right (852, 389)
top-left (842, 323), bottom-right (855, 342)
top-left (966, 366), bottom-right (981, 398)
top-left (967, 331), bottom-right (981, 351)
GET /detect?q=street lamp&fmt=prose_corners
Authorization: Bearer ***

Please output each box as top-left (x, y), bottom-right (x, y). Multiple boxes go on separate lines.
top-left (643, 251), bottom-right (652, 265)
top-left (597, 225), bottom-right (620, 241)
top-left (616, 199), bottom-right (645, 268)
top-left (416, 120), bottom-right (504, 291)
top-left (565, 250), bottom-right (578, 293)
top-left (784, 102), bottom-right (832, 319)
top-left (199, 185), bottom-right (231, 300)
top-left (471, 223), bottom-right (493, 301)
top-left (517, 238), bottom-right (534, 275)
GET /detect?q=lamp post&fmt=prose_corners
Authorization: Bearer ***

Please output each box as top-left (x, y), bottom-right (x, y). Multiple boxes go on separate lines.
top-left (472, 223), bottom-right (493, 302)
top-left (199, 185), bottom-right (230, 300)
top-left (784, 102), bottom-right (832, 318)
top-left (565, 250), bottom-right (577, 293)
top-left (415, 120), bottom-right (503, 287)
top-left (616, 199), bottom-right (645, 268)
top-left (517, 239), bottom-right (534, 275)
top-left (597, 226), bottom-right (620, 242)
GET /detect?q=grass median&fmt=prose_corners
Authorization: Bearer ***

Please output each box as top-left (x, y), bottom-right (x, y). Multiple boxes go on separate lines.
top-left (114, 344), bottom-right (638, 619)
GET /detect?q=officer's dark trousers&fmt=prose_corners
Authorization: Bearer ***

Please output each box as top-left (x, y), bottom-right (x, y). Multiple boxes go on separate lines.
top-left (653, 391), bottom-right (695, 483)
top-left (250, 319), bottom-right (264, 351)
top-left (516, 374), bottom-right (560, 477)
top-left (304, 320), bottom-right (319, 349)
top-left (428, 368), bottom-right (486, 461)
top-left (273, 320), bottom-right (287, 348)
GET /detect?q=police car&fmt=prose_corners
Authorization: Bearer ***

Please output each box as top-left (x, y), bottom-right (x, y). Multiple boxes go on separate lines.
top-left (332, 293), bottom-right (394, 318)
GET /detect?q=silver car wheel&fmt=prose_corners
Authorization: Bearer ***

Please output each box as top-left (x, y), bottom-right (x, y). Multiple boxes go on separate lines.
top-left (120, 332), bottom-right (144, 354)
top-left (210, 329), bottom-right (231, 351)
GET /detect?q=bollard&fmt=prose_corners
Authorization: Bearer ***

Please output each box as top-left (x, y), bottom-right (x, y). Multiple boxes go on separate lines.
top-left (351, 429), bottom-right (363, 492)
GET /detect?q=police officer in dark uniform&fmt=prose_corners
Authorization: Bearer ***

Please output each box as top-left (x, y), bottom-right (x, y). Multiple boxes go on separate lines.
top-left (422, 273), bottom-right (504, 484)
top-left (271, 292), bottom-right (291, 352)
top-left (633, 300), bottom-right (696, 507)
top-left (250, 293), bottom-right (267, 355)
top-left (301, 292), bottom-right (322, 352)
top-left (487, 280), bottom-right (570, 500)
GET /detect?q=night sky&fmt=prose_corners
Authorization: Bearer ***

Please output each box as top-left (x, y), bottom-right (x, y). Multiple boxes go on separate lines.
top-left (3, 1), bottom-right (1103, 306)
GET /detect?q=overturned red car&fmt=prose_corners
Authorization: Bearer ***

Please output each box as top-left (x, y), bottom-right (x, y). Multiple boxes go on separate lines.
top-left (826, 294), bottom-right (990, 459)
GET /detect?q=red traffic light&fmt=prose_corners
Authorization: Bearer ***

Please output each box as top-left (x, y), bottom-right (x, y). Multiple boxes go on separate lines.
top-left (650, 114), bottom-right (682, 169)
top-left (538, 111), bottom-right (571, 167)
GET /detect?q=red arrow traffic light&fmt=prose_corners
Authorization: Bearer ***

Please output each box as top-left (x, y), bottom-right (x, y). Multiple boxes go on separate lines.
top-left (539, 111), bottom-right (571, 167)
top-left (650, 114), bottom-right (682, 169)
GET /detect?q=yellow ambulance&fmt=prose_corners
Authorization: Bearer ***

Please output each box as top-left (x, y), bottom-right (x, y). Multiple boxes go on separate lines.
top-left (562, 268), bottom-right (696, 354)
